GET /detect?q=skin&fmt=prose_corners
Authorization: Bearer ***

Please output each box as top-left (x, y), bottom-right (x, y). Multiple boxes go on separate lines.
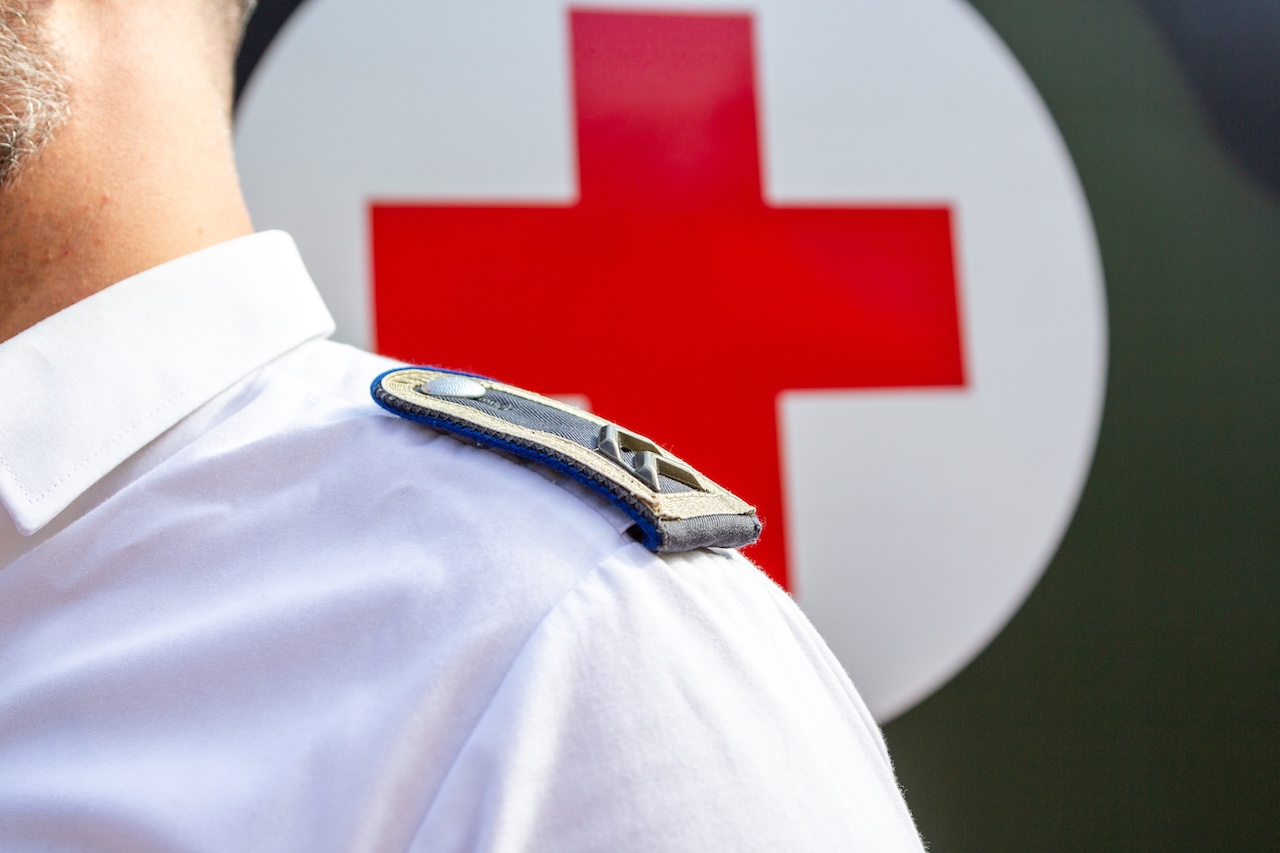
top-left (0, 0), bottom-right (252, 343)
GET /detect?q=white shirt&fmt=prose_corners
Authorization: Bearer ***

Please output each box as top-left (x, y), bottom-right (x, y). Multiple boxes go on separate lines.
top-left (0, 233), bottom-right (924, 852)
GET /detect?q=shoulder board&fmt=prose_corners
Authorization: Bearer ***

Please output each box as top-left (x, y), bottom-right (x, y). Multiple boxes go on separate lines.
top-left (371, 366), bottom-right (761, 554)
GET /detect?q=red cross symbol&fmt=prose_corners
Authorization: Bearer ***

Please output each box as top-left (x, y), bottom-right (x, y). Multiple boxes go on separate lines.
top-left (373, 9), bottom-right (966, 588)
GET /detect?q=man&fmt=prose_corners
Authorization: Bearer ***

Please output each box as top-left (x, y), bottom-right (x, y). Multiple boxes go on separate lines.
top-left (0, 1), bottom-right (926, 849)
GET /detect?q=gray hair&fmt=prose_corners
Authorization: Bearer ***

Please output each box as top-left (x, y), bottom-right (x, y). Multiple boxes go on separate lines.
top-left (0, 3), bottom-right (69, 190)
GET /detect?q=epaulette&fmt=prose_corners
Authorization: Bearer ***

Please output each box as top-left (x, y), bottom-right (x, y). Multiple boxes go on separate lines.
top-left (371, 366), bottom-right (761, 554)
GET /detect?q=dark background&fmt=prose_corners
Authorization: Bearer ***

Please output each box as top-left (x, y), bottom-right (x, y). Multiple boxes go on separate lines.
top-left (884, 2), bottom-right (1280, 848)
top-left (238, 1), bottom-right (1280, 848)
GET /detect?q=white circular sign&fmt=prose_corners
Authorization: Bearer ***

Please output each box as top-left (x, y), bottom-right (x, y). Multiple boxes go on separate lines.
top-left (237, 0), bottom-right (1107, 721)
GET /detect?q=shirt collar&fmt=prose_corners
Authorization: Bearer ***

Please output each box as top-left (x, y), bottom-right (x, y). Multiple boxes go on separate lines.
top-left (0, 231), bottom-right (336, 535)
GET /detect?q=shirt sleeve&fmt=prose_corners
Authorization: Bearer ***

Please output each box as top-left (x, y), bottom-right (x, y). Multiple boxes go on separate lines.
top-left (408, 543), bottom-right (926, 853)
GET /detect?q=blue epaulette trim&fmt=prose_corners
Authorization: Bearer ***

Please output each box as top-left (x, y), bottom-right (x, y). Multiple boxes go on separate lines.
top-left (370, 366), bottom-right (760, 554)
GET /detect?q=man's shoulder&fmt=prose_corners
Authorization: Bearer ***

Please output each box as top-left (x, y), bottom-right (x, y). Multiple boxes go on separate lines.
top-left (205, 338), bottom-right (643, 570)
top-left (247, 339), bottom-right (759, 559)
top-left (2, 339), bottom-right (924, 852)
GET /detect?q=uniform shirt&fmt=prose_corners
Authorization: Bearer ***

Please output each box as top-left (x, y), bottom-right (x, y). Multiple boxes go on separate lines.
top-left (0, 232), bottom-right (925, 852)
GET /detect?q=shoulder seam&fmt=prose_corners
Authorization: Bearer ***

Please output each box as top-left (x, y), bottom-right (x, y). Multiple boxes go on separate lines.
top-left (407, 539), bottom-right (654, 839)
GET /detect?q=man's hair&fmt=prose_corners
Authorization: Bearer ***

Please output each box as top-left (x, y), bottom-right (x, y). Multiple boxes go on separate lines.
top-left (216, 0), bottom-right (257, 57)
top-left (0, 2), bottom-right (69, 189)
top-left (232, 0), bottom-right (258, 39)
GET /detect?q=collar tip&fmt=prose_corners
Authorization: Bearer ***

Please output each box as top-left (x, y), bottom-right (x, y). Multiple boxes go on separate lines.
top-left (10, 509), bottom-right (52, 537)
top-left (1, 495), bottom-right (62, 537)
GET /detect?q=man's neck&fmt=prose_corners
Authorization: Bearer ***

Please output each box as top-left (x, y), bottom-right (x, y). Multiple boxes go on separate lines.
top-left (0, 4), bottom-right (254, 344)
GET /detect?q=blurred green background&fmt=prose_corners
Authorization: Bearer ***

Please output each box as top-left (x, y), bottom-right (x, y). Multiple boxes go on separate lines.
top-left (883, 1), bottom-right (1280, 849)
